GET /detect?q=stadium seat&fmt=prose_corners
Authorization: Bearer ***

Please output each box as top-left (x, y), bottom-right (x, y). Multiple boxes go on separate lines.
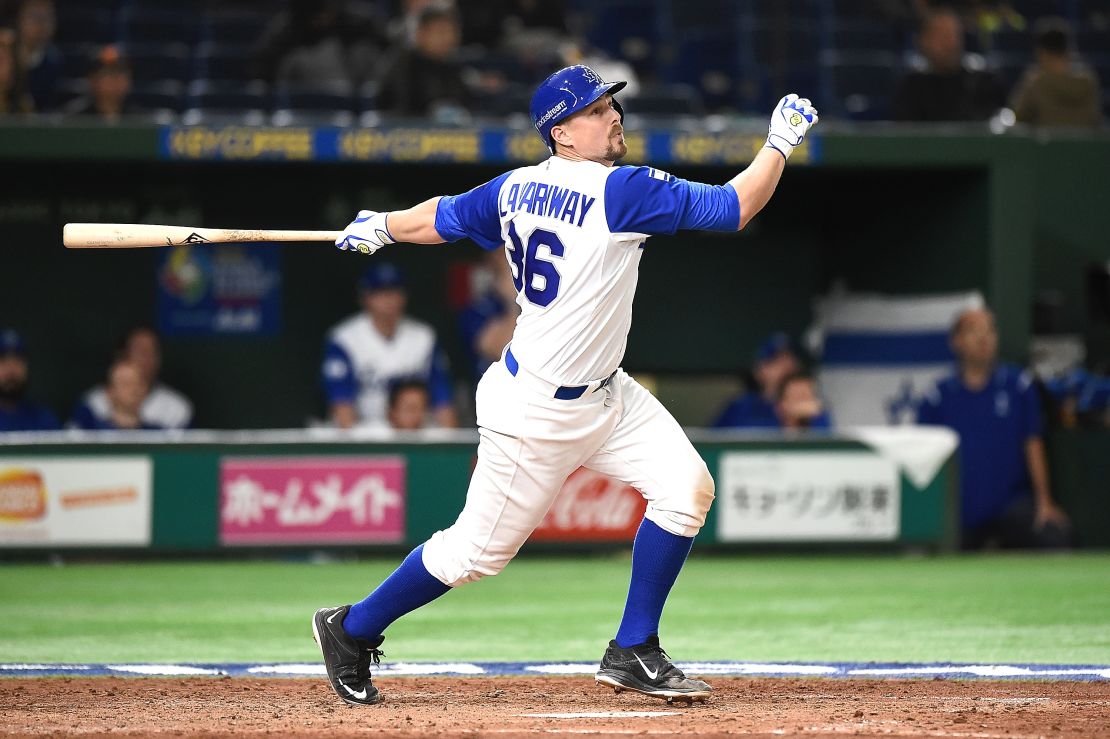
top-left (193, 43), bottom-right (255, 82)
top-left (831, 21), bottom-right (903, 55)
top-left (988, 53), bottom-right (1030, 92)
top-left (202, 11), bottom-right (269, 45)
top-left (55, 9), bottom-right (116, 46)
top-left (130, 80), bottom-right (185, 114)
top-left (186, 79), bottom-right (270, 112)
top-left (585, 0), bottom-right (663, 75)
top-left (180, 109), bottom-right (268, 127)
top-left (470, 84), bottom-right (533, 119)
top-left (58, 44), bottom-right (99, 79)
top-left (271, 109), bottom-right (354, 128)
top-left (357, 81), bottom-right (380, 113)
top-left (823, 51), bottom-right (899, 120)
top-left (125, 43), bottom-right (191, 84)
top-left (624, 84), bottom-right (705, 117)
top-left (119, 9), bottom-right (202, 47)
top-left (671, 31), bottom-right (742, 110)
top-left (273, 81), bottom-right (355, 113)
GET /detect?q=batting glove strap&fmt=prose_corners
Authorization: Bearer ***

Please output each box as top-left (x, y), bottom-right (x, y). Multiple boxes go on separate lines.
top-left (335, 210), bottom-right (396, 256)
top-left (765, 93), bottom-right (819, 161)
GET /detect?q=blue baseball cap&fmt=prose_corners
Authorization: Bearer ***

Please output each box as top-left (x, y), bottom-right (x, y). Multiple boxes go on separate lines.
top-left (0, 328), bottom-right (26, 357)
top-left (754, 332), bottom-right (796, 364)
top-left (530, 65), bottom-right (626, 153)
top-left (359, 262), bottom-right (405, 293)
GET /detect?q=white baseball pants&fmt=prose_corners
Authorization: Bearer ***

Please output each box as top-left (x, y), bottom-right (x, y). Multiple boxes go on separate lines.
top-left (421, 357), bottom-right (715, 587)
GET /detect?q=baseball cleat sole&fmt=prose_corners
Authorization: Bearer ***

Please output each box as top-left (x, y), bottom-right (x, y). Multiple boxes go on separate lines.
top-left (595, 672), bottom-right (710, 703)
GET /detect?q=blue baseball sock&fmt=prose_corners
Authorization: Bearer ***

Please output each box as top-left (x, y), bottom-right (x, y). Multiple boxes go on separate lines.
top-left (614, 518), bottom-right (695, 648)
top-left (342, 544), bottom-right (451, 641)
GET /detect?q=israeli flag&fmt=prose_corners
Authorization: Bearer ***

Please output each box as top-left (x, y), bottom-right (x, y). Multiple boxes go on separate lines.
top-left (811, 290), bottom-right (983, 426)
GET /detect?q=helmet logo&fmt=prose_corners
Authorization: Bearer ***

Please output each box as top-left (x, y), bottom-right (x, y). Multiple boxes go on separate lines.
top-left (536, 99), bottom-right (568, 127)
top-left (580, 67), bottom-right (602, 85)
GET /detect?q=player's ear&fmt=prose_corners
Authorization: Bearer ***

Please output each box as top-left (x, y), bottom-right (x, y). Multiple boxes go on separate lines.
top-left (550, 123), bottom-right (571, 149)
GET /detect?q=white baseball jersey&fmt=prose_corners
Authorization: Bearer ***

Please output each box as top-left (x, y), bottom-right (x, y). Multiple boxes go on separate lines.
top-left (322, 313), bottom-right (452, 426)
top-left (418, 156), bottom-right (738, 587)
top-left (435, 156), bottom-right (740, 385)
top-left (78, 383), bottom-right (193, 429)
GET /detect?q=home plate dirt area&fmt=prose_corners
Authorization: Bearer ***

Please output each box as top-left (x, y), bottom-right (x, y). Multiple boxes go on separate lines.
top-left (2, 676), bottom-right (1108, 737)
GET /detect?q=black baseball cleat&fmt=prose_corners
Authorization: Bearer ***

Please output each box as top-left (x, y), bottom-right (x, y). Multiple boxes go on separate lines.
top-left (312, 605), bottom-right (385, 706)
top-left (595, 636), bottom-right (711, 704)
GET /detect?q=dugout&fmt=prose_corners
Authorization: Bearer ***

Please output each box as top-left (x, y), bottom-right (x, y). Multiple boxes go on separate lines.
top-left (0, 122), bottom-right (1108, 545)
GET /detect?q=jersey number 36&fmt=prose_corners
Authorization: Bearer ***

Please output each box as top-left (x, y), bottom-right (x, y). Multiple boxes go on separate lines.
top-left (506, 223), bottom-right (564, 307)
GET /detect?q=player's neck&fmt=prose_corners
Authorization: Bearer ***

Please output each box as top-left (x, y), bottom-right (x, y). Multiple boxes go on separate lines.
top-left (554, 150), bottom-right (617, 167)
top-left (960, 361), bottom-right (994, 391)
top-left (371, 315), bottom-right (400, 339)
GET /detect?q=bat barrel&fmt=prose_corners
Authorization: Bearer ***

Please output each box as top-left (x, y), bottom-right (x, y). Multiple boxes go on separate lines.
top-left (63, 223), bottom-right (343, 248)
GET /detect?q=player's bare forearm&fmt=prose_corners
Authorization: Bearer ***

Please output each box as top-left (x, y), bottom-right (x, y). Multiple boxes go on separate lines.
top-left (729, 147), bottom-right (786, 231)
top-left (1024, 437), bottom-right (1053, 505)
top-left (386, 197), bottom-right (447, 244)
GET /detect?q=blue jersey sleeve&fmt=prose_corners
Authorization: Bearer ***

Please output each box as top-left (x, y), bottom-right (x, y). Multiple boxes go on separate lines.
top-left (68, 402), bottom-right (102, 430)
top-left (435, 172), bottom-right (512, 250)
top-left (604, 166), bottom-right (740, 235)
top-left (427, 342), bottom-right (454, 408)
top-left (321, 340), bottom-right (359, 405)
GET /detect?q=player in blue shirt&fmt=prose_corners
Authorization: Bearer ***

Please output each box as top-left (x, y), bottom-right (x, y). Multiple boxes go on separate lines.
top-left (322, 264), bottom-right (456, 429)
top-left (458, 249), bottom-right (520, 381)
top-left (713, 332), bottom-right (802, 428)
top-left (69, 359), bottom-right (163, 431)
top-left (774, 372), bottom-right (832, 431)
top-left (917, 307), bottom-right (1071, 549)
top-left (0, 329), bottom-right (60, 432)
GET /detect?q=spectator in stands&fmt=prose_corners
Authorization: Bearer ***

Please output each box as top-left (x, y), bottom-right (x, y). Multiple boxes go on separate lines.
top-left (893, 8), bottom-right (1007, 122)
top-left (250, 0), bottom-right (383, 86)
top-left (322, 262), bottom-right (456, 429)
top-left (459, 248), bottom-right (519, 381)
top-left (775, 372), bottom-right (832, 431)
top-left (13, 0), bottom-right (57, 110)
top-left (73, 326), bottom-right (193, 430)
top-left (64, 45), bottom-right (142, 122)
top-left (387, 378), bottom-right (431, 430)
top-left (70, 359), bottom-right (159, 431)
top-left (376, 2), bottom-right (471, 118)
top-left (917, 306), bottom-right (1072, 549)
top-left (0, 26), bottom-right (33, 114)
top-left (457, 0), bottom-right (568, 52)
top-left (712, 333), bottom-right (801, 429)
top-left (1010, 18), bottom-right (1103, 129)
top-left (0, 328), bottom-right (60, 431)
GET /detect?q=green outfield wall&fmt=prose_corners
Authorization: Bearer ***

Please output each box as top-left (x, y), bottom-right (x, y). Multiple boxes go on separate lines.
top-left (0, 432), bottom-right (957, 553)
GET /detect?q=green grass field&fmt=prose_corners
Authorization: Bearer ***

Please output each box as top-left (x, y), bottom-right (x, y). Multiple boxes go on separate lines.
top-left (2, 553), bottom-right (1108, 665)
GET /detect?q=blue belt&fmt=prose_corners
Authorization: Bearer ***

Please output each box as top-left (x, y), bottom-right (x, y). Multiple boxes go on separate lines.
top-left (505, 347), bottom-right (613, 400)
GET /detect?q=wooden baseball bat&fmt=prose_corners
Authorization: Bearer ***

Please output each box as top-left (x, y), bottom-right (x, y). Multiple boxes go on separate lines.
top-left (63, 223), bottom-right (343, 249)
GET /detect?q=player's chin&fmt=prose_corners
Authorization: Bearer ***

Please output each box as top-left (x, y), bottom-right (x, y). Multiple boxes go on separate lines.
top-left (605, 140), bottom-right (628, 162)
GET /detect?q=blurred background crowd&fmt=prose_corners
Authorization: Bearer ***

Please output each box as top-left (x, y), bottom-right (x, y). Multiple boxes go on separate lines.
top-left (0, 0), bottom-right (1106, 127)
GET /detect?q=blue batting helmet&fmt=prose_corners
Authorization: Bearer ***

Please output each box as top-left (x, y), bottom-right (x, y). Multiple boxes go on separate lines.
top-left (530, 65), bottom-right (626, 153)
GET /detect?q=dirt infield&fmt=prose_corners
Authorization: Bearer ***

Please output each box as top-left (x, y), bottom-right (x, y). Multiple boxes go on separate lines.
top-left (2, 676), bottom-right (1107, 737)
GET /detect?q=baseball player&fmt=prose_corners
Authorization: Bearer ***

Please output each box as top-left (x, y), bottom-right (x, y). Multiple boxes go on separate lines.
top-left (313, 65), bottom-right (817, 706)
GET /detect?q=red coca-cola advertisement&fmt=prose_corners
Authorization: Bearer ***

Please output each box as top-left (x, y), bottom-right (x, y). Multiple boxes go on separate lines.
top-left (531, 468), bottom-right (647, 542)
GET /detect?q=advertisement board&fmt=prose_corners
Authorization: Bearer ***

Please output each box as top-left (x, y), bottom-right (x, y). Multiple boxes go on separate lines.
top-left (220, 457), bottom-right (406, 545)
top-left (0, 457), bottom-right (152, 546)
top-left (530, 468), bottom-right (647, 542)
top-left (717, 451), bottom-right (900, 542)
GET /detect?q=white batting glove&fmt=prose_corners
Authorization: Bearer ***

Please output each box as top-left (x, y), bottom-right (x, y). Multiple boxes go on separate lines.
top-left (335, 210), bottom-right (395, 255)
top-left (765, 94), bottom-right (819, 161)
